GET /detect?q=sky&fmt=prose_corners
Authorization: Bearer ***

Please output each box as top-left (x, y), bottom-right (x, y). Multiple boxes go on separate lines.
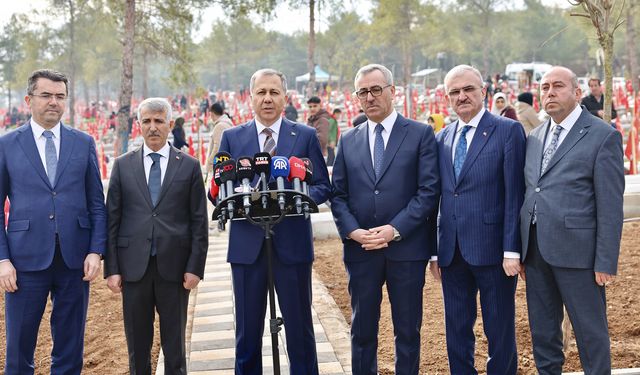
top-left (0, 0), bottom-right (571, 42)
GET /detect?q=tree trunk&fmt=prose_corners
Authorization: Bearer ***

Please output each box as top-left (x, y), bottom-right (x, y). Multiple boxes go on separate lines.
top-left (117, 0), bottom-right (135, 156)
top-left (306, 0), bottom-right (316, 97)
top-left (83, 79), bottom-right (90, 109)
top-left (602, 33), bottom-right (614, 124)
top-left (95, 76), bottom-right (100, 105)
top-left (626, 3), bottom-right (639, 92)
top-left (7, 88), bottom-right (11, 115)
top-left (142, 46), bottom-right (149, 98)
top-left (67, 0), bottom-right (76, 127)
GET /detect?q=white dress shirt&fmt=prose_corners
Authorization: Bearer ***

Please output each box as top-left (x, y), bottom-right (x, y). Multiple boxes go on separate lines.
top-left (31, 119), bottom-right (61, 176)
top-left (367, 110), bottom-right (398, 164)
top-left (544, 104), bottom-right (581, 150)
top-left (143, 142), bottom-right (171, 185)
top-left (256, 118), bottom-right (282, 152)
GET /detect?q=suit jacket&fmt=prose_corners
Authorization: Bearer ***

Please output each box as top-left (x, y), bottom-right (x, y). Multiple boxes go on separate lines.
top-left (0, 121), bottom-right (107, 271)
top-left (331, 114), bottom-right (440, 262)
top-left (105, 145), bottom-right (208, 282)
top-left (520, 107), bottom-right (624, 274)
top-left (218, 118), bottom-right (331, 265)
top-left (436, 111), bottom-right (526, 267)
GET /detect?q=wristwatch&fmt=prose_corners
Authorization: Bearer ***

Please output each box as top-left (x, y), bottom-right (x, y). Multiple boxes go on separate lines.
top-left (392, 227), bottom-right (402, 242)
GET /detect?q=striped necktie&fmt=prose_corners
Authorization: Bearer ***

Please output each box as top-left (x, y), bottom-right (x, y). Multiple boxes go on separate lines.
top-left (263, 128), bottom-right (276, 155)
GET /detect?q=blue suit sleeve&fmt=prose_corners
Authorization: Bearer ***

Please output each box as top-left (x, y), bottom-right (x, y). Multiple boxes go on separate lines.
top-left (86, 137), bottom-right (107, 255)
top-left (502, 121), bottom-right (526, 253)
top-left (330, 135), bottom-right (361, 239)
top-left (0, 137), bottom-right (9, 260)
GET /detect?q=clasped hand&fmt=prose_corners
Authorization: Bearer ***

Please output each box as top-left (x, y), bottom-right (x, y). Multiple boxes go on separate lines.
top-left (349, 225), bottom-right (394, 251)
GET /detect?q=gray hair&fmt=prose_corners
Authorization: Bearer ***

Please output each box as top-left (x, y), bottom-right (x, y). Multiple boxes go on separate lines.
top-left (27, 69), bottom-right (69, 96)
top-left (250, 68), bottom-right (288, 93)
top-left (444, 65), bottom-right (484, 92)
top-left (137, 97), bottom-right (172, 122)
top-left (354, 64), bottom-right (394, 89)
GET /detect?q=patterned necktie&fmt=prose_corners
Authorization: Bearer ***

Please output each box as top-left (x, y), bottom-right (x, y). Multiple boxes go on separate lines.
top-left (373, 123), bottom-right (385, 178)
top-left (541, 124), bottom-right (563, 175)
top-left (263, 128), bottom-right (276, 156)
top-left (43, 130), bottom-right (58, 186)
top-left (453, 125), bottom-right (472, 180)
top-left (148, 153), bottom-right (162, 206)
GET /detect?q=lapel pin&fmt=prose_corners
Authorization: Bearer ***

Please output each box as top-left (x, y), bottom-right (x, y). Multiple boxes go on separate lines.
top-left (483, 131), bottom-right (487, 136)
top-left (291, 131), bottom-right (296, 136)
top-left (579, 129), bottom-right (584, 134)
top-left (176, 156), bottom-right (180, 160)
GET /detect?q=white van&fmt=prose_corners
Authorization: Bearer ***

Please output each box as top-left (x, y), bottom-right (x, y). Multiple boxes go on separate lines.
top-left (505, 62), bottom-right (553, 88)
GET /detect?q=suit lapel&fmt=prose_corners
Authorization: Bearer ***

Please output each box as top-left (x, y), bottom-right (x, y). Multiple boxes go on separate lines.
top-left (17, 123), bottom-right (51, 187)
top-left (53, 124), bottom-right (76, 188)
top-left (155, 147), bottom-right (184, 206)
top-left (456, 112), bottom-right (496, 185)
top-left (238, 121), bottom-right (261, 156)
top-left (443, 121), bottom-right (457, 184)
top-left (541, 110), bottom-right (591, 176)
top-left (131, 147), bottom-right (154, 208)
top-left (377, 115), bottom-right (409, 182)
top-left (355, 123), bottom-right (376, 184)
top-left (275, 119), bottom-right (300, 157)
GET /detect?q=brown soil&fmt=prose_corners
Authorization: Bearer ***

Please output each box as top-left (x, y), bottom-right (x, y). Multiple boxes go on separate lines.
top-left (0, 278), bottom-right (160, 374)
top-left (314, 222), bottom-right (640, 374)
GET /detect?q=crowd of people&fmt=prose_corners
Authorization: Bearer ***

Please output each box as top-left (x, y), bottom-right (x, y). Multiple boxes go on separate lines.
top-left (0, 62), bottom-right (627, 375)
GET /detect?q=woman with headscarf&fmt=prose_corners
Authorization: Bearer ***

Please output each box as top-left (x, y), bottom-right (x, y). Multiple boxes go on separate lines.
top-left (427, 113), bottom-right (445, 133)
top-left (491, 92), bottom-right (518, 121)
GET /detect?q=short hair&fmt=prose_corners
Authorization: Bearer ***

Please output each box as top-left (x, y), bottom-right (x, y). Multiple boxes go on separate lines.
top-left (307, 96), bottom-right (321, 104)
top-left (588, 77), bottom-right (601, 86)
top-left (333, 108), bottom-right (342, 114)
top-left (210, 102), bottom-right (224, 116)
top-left (250, 68), bottom-right (287, 93)
top-left (354, 64), bottom-right (394, 89)
top-left (444, 65), bottom-right (484, 92)
top-left (27, 69), bottom-right (68, 96)
top-left (137, 97), bottom-right (172, 122)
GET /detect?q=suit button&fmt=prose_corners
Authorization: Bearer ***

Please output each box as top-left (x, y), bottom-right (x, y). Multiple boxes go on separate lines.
top-left (52, 191), bottom-right (57, 196)
top-left (49, 214), bottom-right (54, 220)
top-left (454, 193), bottom-right (459, 197)
top-left (535, 187), bottom-right (541, 192)
top-left (374, 190), bottom-right (379, 195)
top-left (152, 213), bottom-right (158, 217)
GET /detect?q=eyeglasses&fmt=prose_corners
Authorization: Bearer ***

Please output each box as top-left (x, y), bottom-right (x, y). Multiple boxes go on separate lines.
top-left (354, 84), bottom-right (392, 99)
top-left (447, 86), bottom-right (481, 98)
top-left (30, 93), bottom-right (67, 102)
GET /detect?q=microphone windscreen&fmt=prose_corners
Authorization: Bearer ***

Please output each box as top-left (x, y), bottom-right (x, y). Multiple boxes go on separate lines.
top-left (210, 179), bottom-right (219, 198)
top-left (213, 151), bottom-right (231, 167)
top-left (301, 158), bottom-right (313, 182)
top-left (271, 156), bottom-right (290, 178)
top-left (220, 160), bottom-right (237, 183)
top-left (213, 164), bottom-right (223, 186)
top-left (236, 157), bottom-right (254, 181)
top-left (252, 152), bottom-right (272, 179)
top-left (288, 157), bottom-right (306, 181)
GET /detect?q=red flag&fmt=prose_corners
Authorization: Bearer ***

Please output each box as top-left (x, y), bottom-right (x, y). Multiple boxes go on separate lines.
top-left (4, 200), bottom-right (9, 227)
top-left (100, 144), bottom-right (107, 180)
top-left (625, 125), bottom-right (638, 175)
top-left (615, 116), bottom-right (624, 136)
top-left (188, 136), bottom-right (195, 157)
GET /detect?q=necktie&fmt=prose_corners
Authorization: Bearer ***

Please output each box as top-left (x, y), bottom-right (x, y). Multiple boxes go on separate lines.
top-left (453, 125), bottom-right (471, 179)
top-left (263, 128), bottom-right (276, 156)
top-left (540, 124), bottom-right (563, 175)
top-left (533, 124), bottom-right (564, 224)
top-left (148, 153), bottom-right (161, 206)
top-left (43, 130), bottom-right (58, 186)
top-left (373, 123), bottom-right (384, 178)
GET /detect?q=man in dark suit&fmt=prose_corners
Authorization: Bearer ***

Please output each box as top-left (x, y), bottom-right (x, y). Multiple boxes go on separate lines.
top-left (430, 65), bottom-right (526, 375)
top-left (105, 97), bottom-right (208, 375)
top-left (331, 64), bottom-right (440, 375)
top-left (0, 69), bottom-right (107, 374)
top-left (521, 66), bottom-right (624, 374)
top-left (581, 77), bottom-right (617, 121)
top-left (218, 68), bottom-right (331, 375)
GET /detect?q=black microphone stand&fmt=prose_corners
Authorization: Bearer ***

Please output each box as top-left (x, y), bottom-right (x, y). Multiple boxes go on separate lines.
top-left (213, 190), bottom-right (318, 375)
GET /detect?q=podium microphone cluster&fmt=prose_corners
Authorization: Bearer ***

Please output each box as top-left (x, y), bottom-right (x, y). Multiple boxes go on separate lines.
top-left (236, 156), bottom-right (255, 215)
top-left (252, 152), bottom-right (272, 209)
top-left (271, 156), bottom-right (290, 211)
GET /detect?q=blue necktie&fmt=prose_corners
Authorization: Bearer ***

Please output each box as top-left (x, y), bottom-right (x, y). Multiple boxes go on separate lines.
top-left (453, 125), bottom-right (471, 179)
top-left (43, 130), bottom-right (57, 186)
top-left (373, 123), bottom-right (384, 178)
top-left (148, 153), bottom-right (161, 206)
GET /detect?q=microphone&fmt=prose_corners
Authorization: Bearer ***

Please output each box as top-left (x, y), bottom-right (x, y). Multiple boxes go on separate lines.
top-left (271, 156), bottom-right (290, 211)
top-left (213, 164), bottom-right (227, 225)
top-left (236, 156), bottom-right (255, 215)
top-left (301, 158), bottom-right (313, 217)
top-left (213, 151), bottom-right (231, 168)
top-left (252, 152), bottom-right (272, 209)
top-left (288, 157), bottom-right (306, 214)
top-left (220, 160), bottom-right (237, 219)
top-left (208, 178), bottom-right (219, 206)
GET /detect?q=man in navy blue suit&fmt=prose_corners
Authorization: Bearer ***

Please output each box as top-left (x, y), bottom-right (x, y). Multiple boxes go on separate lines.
top-left (430, 65), bottom-right (526, 374)
top-left (218, 68), bottom-right (331, 375)
top-left (0, 69), bottom-right (107, 374)
top-left (331, 64), bottom-right (440, 375)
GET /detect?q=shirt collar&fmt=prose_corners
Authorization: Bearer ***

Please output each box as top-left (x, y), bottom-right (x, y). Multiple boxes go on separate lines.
top-left (143, 142), bottom-right (171, 159)
top-left (31, 118), bottom-right (61, 139)
top-left (457, 107), bottom-right (485, 133)
top-left (255, 117), bottom-right (282, 136)
top-left (367, 110), bottom-right (398, 134)
top-left (550, 104), bottom-right (582, 133)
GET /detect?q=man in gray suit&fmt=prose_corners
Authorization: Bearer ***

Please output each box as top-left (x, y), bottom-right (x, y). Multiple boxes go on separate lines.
top-left (105, 97), bottom-right (208, 374)
top-left (520, 66), bottom-right (624, 374)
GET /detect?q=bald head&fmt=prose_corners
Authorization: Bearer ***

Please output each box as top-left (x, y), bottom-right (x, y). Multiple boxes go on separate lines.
top-left (540, 66), bottom-right (582, 124)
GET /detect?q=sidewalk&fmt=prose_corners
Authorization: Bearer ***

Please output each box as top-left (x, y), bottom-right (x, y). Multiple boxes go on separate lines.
top-left (156, 224), bottom-right (352, 374)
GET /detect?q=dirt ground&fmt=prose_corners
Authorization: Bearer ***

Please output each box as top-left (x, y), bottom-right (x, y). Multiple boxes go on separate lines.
top-left (0, 279), bottom-right (160, 374)
top-left (314, 222), bottom-right (640, 374)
